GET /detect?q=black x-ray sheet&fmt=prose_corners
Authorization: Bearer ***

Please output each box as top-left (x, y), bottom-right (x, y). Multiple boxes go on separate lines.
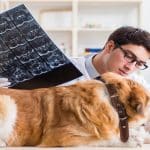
top-left (0, 4), bottom-right (82, 89)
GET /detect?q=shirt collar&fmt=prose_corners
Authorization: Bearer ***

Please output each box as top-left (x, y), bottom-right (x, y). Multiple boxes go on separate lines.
top-left (85, 53), bottom-right (100, 79)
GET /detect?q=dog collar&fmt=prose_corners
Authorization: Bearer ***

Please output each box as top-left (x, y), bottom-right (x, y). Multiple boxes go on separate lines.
top-left (95, 76), bottom-right (129, 142)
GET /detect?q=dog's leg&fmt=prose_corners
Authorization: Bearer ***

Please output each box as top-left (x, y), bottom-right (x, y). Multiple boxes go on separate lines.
top-left (111, 126), bottom-right (147, 147)
top-left (38, 135), bottom-right (96, 147)
top-left (127, 127), bottom-right (146, 147)
top-left (37, 129), bottom-right (98, 147)
top-left (89, 128), bottom-right (146, 148)
top-left (88, 136), bottom-right (138, 147)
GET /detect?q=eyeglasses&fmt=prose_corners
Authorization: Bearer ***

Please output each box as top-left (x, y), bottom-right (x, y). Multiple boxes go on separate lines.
top-left (115, 43), bottom-right (148, 70)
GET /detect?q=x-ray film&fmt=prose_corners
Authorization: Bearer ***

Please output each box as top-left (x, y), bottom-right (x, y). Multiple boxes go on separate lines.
top-left (0, 5), bottom-right (82, 89)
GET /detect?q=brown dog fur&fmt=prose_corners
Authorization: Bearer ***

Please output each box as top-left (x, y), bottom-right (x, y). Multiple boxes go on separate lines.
top-left (0, 72), bottom-right (149, 147)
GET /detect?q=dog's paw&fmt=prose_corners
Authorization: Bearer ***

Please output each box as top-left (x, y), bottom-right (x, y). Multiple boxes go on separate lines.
top-left (143, 131), bottom-right (150, 144)
top-left (144, 122), bottom-right (150, 132)
top-left (128, 127), bottom-right (145, 147)
top-left (129, 135), bottom-right (143, 147)
top-left (144, 136), bottom-right (150, 144)
top-left (0, 139), bottom-right (6, 147)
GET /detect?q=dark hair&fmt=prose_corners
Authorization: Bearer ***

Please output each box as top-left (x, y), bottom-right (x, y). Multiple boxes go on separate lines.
top-left (107, 26), bottom-right (150, 52)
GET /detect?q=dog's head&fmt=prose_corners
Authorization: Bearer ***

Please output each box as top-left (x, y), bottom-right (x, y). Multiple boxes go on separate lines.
top-left (101, 72), bottom-right (150, 126)
top-left (57, 73), bottom-right (149, 140)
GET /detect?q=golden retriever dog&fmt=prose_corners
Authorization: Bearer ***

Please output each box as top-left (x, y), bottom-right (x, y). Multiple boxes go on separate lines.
top-left (0, 72), bottom-right (149, 147)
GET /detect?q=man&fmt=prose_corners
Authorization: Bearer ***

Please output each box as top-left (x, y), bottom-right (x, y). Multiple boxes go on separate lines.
top-left (68, 26), bottom-right (150, 90)
top-left (0, 26), bottom-right (150, 89)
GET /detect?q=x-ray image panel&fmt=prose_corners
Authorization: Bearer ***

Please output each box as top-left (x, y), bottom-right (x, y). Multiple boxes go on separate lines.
top-left (0, 4), bottom-right (82, 89)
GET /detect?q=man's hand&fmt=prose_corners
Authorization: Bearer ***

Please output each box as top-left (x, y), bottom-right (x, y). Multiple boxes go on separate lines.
top-left (0, 78), bottom-right (11, 88)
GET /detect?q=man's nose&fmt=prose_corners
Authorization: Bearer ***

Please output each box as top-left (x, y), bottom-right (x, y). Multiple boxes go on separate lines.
top-left (124, 61), bottom-right (137, 70)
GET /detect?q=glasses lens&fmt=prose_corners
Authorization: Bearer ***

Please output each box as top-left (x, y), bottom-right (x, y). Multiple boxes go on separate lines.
top-left (116, 43), bottom-right (148, 70)
top-left (137, 63), bottom-right (148, 70)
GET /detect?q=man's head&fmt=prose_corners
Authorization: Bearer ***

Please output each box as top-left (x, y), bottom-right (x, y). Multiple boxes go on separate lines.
top-left (93, 26), bottom-right (150, 76)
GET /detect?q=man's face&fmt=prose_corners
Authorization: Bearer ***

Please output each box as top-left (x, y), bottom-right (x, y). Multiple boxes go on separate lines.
top-left (106, 43), bottom-right (150, 76)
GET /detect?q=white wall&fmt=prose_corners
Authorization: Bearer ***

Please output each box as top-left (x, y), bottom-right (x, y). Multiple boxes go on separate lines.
top-left (140, 0), bottom-right (150, 83)
top-left (141, 0), bottom-right (150, 31)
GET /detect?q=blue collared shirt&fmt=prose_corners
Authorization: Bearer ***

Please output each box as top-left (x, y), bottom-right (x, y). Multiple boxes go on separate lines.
top-left (85, 53), bottom-right (99, 79)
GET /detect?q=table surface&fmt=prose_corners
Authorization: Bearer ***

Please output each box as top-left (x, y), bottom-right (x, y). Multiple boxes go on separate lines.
top-left (1, 144), bottom-right (150, 150)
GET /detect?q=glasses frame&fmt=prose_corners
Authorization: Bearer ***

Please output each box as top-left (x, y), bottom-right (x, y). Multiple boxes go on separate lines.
top-left (115, 43), bottom-right (148, 70)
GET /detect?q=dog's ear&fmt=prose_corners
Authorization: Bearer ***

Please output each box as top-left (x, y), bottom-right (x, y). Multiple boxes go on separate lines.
top-left (128, 92), bottom-right (144, 115)
top-left (126, 79), bottom-right (150, 115)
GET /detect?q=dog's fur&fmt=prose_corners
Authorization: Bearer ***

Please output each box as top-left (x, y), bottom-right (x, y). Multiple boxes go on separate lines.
top-left (0, 72), bottom-right (149, 147)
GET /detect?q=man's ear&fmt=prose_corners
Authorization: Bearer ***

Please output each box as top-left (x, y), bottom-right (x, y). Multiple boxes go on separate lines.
top-left (104, 40), bottom-right (116, 53)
